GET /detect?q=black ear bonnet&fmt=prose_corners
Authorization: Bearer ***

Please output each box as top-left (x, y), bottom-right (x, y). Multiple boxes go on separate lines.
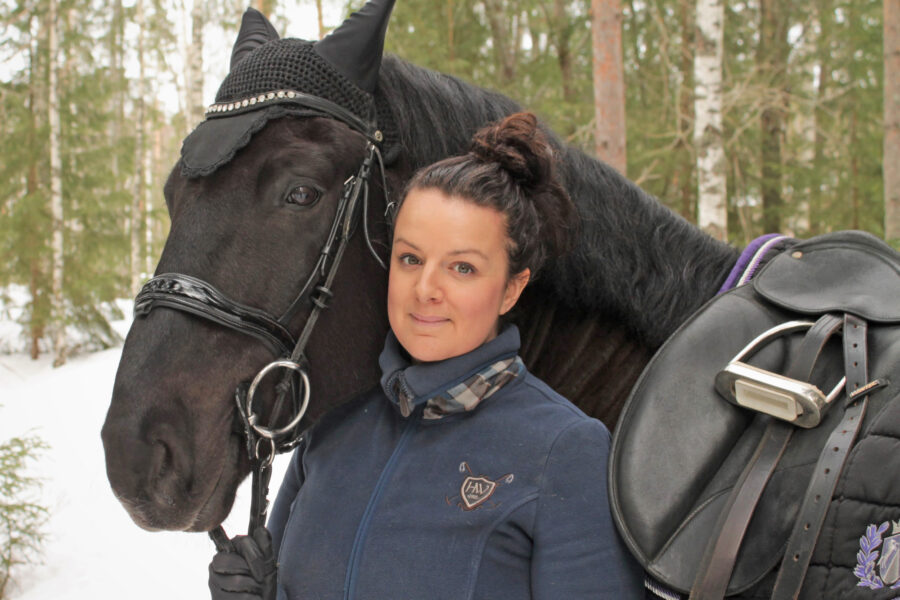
top-left (180, 0), bottom-right (398, 178)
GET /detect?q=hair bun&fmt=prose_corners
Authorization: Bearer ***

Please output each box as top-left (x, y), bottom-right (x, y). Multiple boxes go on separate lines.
top-left (469, 112), bottom-right (551, 189)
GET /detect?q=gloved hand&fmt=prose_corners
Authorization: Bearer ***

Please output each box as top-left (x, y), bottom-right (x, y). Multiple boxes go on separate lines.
top-left (209, 526), bottom-right (277, 600)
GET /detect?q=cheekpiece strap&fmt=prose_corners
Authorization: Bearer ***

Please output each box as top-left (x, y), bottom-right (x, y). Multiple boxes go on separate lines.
top-left (134, 273), bottom-right (296, 356)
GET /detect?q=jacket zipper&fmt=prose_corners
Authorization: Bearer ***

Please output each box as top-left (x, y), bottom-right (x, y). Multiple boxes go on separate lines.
top-left (343, 409), bottom-right (421, 600)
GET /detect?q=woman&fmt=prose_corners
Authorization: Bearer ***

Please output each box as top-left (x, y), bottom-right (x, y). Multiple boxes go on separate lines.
top-left (209, 112), bottom-right (644, 599)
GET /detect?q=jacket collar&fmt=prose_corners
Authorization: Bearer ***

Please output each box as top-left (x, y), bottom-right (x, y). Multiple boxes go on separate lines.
top-left (379, 325), bottom-right (522, 417)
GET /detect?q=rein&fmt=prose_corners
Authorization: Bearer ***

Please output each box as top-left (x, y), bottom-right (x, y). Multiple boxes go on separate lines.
top-left (132, 95), bottom-right (391, 551)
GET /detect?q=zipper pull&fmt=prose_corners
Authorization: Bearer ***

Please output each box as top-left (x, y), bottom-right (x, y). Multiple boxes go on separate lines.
top-left (399, 391), bottom-right (412, 417)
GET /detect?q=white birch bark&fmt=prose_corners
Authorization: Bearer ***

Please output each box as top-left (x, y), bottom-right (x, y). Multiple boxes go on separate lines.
top-left (132, 0), bottom-right (147, 294)
top-left (48, 0), bottom-right (66, 366)
top-left (693, 0), bottom-right (727, 241)
top-left (129, 0), bottom-right (147, 294)
top-left (147, 120), bottom-right (161, 276)
top-left (188, 0), bottom-right (205, 127)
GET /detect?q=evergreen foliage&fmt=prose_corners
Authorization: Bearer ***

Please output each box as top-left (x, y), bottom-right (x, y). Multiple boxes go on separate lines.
top-left (0, 432), bottom-right (48, 599)
top-left (1, 0), bottom-right (896, 353)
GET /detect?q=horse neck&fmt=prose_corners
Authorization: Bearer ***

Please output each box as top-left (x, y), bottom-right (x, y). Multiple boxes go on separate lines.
top-left (555, 147), bottom-right (740, 347)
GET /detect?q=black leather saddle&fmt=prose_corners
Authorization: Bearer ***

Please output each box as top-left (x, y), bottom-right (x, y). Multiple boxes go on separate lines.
top-left (610, 231), bottom-right (900, 598)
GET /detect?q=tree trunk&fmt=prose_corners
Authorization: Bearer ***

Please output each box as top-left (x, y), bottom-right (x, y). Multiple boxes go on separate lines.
top-left (591, 0), bottom-right (627, 174)
top-left (851, 109), bottom-right (860, 230)
top-left (48, 0), bottom-right (66, 367)
top-left (811, 0), bottom-right (833, 236)
top-left (316, 0), bottom-right (325, 39)
top-left (759, 0), bottom-right (789, 234)
top-left (483, 0), bottom-right (517, 83)
top-left (148, 110), bottom-right (162, 276)
top-left (132, 0), bottom-right (147, 294)
top-left (188, 1), bottom-right (205, 126)
top-left (693, 0), bottom-right (727, 240)
top-left (886, 0), bottom-right (900, 242)
top-left (110, 0), bottom-right (125, 179)
top-left (553, 0), bottom-right (575, 103)
top-left (27, 14), bottom-right (44, 360)
top-left (677, 0), bottom-right (696, 222)
top-left (447, 0), bottom-right (455, 64)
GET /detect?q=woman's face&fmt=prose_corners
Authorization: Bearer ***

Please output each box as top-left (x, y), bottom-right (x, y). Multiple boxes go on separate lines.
top-left (387, 187), bottom-right (530, 363)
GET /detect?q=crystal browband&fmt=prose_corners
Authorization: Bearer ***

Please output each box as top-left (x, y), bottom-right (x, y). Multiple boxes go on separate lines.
top-left (206, 89), bottom-right (306, 114)
top-left (204, 88), bottom-right (383, 144)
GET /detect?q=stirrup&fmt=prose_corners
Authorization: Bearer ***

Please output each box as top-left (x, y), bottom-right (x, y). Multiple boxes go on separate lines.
top-left (715, 321), bottom-right (845, 428)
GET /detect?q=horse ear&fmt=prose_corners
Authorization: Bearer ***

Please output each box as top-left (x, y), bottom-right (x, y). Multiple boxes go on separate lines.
top-left (313, 0), bottom-right (396, 93)
top-left (230, 8), bottom-right (279, 71)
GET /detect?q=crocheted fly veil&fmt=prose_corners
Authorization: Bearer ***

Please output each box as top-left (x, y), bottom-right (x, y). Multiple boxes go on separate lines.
top-left (180, 0), bottom-right (396, 178)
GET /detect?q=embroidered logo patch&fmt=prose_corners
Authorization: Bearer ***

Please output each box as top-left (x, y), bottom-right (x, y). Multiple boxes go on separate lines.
top-left (854, 520), bottom-right (900, 590)
top-left (446, 461), bottom-right (514, 511)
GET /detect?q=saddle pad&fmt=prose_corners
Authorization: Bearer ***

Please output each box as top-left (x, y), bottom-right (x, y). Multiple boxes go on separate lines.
top-left (609, 231), bottom-right (900, 595)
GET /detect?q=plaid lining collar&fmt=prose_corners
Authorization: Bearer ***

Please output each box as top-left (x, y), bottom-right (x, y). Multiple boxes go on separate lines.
top-left (379, 325), bottom-right (524, 420)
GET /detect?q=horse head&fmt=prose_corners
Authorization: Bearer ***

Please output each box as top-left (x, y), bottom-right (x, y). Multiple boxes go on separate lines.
top-left (101, 0), bottom-right (401, 532)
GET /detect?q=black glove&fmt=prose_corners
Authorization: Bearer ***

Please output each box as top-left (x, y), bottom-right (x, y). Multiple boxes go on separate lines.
top-left (209, 526), bottom-right (277, 600)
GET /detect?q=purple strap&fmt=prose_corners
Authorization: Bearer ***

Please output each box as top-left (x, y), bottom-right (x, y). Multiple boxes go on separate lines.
top-left (717, 234), bottom-right (789, 295)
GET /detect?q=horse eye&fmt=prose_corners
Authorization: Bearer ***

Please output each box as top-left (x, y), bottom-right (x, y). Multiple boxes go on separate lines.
top-left (286, 185), bottom-right (320, 207)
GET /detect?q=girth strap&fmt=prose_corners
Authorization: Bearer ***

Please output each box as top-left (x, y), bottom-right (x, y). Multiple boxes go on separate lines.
top-left (689, 313), bottom-right (844, 600)
top-left (770, 314), bottom-right (871, 599)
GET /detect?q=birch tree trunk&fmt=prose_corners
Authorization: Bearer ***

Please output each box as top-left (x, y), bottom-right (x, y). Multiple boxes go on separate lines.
top-left (316, 0), bottom-right (326, 39)
top-left (132, 0), bottom-right (147, 294)
top-left (188, 1), bottom-right (205, 127)
top-left (591, 0), bottom-right (627, 174)
top-left (147, 110), bottom-right (161, 276)
top-left (27, 13), bottom-right (45, 360)
top-left (110, 0), bottom-right (124, 179)
top-left (48, 0), bottom-right (66, 367)
top-left (693, 0), bottom-right (727, 240)
top-left (886, 0), bottom-right (900, 242)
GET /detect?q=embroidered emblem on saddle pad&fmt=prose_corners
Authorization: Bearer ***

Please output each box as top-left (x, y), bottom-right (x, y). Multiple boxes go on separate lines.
top-left (446, 461), bottom-right (514, 511)
top-left (854, 520), bottom-right (900, 590)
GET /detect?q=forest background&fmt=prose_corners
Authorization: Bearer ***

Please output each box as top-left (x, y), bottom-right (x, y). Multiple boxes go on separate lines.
top-left (1, 0), bottom-right (899, 367)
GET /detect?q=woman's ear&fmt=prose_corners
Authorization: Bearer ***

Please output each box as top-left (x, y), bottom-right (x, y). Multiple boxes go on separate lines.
top-left (500, 268), bottom-right (531, 315)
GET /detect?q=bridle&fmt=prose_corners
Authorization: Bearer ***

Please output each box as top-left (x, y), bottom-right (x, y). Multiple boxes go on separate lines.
top-left (132, 93), bottom-right (392, 550)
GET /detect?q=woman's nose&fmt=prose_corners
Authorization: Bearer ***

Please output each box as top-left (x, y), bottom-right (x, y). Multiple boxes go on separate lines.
top-left (415, 265), bottom-right (443, 303)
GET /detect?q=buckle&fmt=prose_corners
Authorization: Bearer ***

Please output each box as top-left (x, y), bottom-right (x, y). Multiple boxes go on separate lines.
top-left (714, 321), bottom-right (845, 428)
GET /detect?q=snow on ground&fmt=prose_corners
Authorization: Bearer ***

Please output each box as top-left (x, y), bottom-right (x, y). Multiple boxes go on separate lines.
top-left (0, 298), bottom-right (289, 600)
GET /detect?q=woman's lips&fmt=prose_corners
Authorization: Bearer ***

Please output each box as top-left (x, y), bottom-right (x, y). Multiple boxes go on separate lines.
top-left (410, 313), bottom-right (449, 326)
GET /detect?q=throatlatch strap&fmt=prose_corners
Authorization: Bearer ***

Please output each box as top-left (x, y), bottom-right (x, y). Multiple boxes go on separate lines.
top-left (689, 313), bottom-right (844, 600)
top-left (770, 314), bottom-right (871, 600)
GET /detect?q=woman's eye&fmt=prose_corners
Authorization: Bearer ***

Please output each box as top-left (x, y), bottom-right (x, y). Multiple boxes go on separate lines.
top-left (286, 185), bottom-right (320, 207)
top-left (399, 254), bottom-right (421, 266)
top-left (453, 263), bottom-right (475, 275)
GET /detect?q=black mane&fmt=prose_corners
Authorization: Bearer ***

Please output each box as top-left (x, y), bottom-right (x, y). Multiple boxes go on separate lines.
top-left (377, 55), bottom-right (739, 348)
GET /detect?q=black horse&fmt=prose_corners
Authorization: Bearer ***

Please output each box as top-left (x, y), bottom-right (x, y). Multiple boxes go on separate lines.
top-left (102, 0), bottom-right (735, 545)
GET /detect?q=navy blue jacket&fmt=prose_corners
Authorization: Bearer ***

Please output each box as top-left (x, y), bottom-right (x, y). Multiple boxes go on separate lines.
top-left (268, 326), bottom-right (644, 599)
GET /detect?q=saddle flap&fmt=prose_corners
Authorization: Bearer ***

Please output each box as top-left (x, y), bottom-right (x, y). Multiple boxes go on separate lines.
top-left (752, 231), bottom-right (900, 323)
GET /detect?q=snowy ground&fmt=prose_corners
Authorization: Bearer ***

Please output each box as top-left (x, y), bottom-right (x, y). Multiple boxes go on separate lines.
top-left (0, 297), bottom-right (289, 599)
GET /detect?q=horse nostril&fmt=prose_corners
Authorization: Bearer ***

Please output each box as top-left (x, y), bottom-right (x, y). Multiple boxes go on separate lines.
top-left (146, 422), bottom-right (190, 505)
top-left (150, 438), bottom-right (173, 482)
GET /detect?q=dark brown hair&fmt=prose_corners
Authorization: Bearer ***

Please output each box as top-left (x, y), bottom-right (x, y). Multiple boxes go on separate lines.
top-left (395, 112), bottom-right (577, 279)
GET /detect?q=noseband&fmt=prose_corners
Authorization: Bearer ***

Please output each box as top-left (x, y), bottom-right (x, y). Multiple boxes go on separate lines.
top-left (132, 95), bottom-right (390, 547)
